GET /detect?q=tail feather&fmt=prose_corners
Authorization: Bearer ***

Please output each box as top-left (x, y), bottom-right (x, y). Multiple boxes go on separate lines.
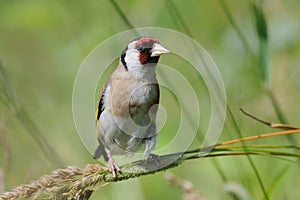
top-left (93, 140), bottom-right (108, 161)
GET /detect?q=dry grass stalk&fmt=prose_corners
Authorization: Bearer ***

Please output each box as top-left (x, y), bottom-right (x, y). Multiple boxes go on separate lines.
top-left (0, 164), bottom-right (105, 200)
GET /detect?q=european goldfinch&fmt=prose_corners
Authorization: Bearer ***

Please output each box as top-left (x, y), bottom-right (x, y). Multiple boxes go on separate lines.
top-left (93, 37), bottom-right (169, 177)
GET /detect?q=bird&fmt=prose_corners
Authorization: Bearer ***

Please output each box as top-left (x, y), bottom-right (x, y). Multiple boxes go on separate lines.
top-left (93, 36), bottom-right (169, 177)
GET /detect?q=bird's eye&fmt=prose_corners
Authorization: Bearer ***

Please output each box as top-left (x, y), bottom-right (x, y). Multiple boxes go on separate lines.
top-left (137, 45), bottom-right (144, 52)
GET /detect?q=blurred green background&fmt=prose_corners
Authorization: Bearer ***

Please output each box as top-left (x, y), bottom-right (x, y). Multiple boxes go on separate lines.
top-left (1, 0), bottom-right (300, 199)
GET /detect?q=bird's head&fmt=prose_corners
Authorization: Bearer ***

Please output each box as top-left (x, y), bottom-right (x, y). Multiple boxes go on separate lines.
top-left (120, 36), bottom-right (169, 73)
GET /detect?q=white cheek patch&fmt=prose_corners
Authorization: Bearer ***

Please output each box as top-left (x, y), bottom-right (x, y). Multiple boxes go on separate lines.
top-left (125, 50), bottom-right (137, 61)
top-left (125, 41), bottom-right (139, 67)
top-left (125, 49), bottom-right (139, 68)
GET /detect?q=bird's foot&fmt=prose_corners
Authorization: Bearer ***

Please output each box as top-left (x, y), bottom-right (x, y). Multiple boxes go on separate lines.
top-left (107, 157), bottom-right (120, 178)
top-left (104, 147), bottom-right (120, 178)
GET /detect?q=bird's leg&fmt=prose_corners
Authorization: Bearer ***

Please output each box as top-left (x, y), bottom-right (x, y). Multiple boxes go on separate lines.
top-left (104, 148), bottom-right (120, 178)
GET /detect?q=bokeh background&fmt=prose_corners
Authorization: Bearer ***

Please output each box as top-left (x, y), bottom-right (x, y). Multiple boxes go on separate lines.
top-left (1, 0), bottom-right (300, 199)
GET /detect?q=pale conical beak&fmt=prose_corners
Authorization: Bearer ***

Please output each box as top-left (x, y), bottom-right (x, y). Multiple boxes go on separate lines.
top-left (151, 43), bottom-right (170, 57)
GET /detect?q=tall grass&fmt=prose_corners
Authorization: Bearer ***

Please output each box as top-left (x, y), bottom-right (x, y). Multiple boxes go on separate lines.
top-left (0, 62), bottom-right (64, 168)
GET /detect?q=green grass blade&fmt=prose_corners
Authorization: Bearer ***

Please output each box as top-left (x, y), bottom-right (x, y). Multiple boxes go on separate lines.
top-left (107, 0), bottom-right (139, 37)
top-left (252, 2), bottom-right (269, 85)
top-left (108, 0), bottom-right (134, 29)
top-left (0, 61), bottom-right (19, 110)
top-left (267, 166), bottom-right (289, 199)
top-left (166, 0), bottom-right (193, 37)
top-left (227, 106), bottom-right (269, 200)
top-left (0, 62), bottom-right (64, 167)
top-left (252, 2), bottom-right (296, 145)
top-left (218, 0), bottom-right (256, 60)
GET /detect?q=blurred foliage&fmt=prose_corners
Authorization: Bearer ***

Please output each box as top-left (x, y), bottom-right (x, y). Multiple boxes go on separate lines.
top-left (1, 0), bottom-right (300, 199)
